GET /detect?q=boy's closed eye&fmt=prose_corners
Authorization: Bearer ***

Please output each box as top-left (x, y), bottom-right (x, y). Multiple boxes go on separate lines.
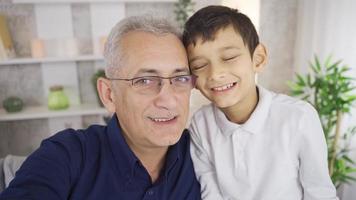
top-left (190, 61), bottom-right (209, 71)
top-left (221, 49), bottom-right (242, 61)
top-left (222, 54), bottom-right (240, 62)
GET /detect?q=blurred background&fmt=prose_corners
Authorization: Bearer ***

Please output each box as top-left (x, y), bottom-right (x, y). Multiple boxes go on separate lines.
top-left (0, 0), bottom-right (355, 198)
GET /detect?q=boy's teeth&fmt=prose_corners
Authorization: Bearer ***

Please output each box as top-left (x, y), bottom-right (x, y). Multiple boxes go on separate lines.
top-left (212, 83), bottom-right (234, 91)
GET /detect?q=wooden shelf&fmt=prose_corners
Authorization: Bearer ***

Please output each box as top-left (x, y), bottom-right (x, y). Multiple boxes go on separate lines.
top-left (0, 55), bottom-right (104, 66)
top-left (0, 104), bottom-right (109, 121)
top-left (13, 0), bottom-right (176, 4)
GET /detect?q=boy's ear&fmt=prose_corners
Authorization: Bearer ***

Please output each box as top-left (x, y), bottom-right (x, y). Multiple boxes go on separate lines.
top-left (252, 43), bottom-right (268, 73)
top-left (97, 77), bottom-right (116, 113)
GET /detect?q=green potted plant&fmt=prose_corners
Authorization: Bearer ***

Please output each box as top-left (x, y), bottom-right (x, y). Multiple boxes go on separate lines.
top-left (174, 0), bottom-right (195, 30)
top-left (288, 55), bottom-right (356, 188)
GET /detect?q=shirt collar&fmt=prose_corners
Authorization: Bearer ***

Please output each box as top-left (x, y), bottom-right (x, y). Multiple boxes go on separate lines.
top-left (215, 86), bottom-right (273, 136)
top-left (106, 114), bottom-right (139, 178)
top-left (106, 114), bottom-right (182, 180)
top-left (163, 130), bottom-right (185, 178)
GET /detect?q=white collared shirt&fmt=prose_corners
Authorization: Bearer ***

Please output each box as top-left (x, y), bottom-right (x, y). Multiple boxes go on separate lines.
top-left (189, 86), bottom-right (338, 200)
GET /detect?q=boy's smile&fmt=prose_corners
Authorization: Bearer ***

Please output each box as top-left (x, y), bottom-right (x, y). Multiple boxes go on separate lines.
top-left (211, 81), bottom-right (238, 94)
top-left (187, 25), bottom-right (267, 123)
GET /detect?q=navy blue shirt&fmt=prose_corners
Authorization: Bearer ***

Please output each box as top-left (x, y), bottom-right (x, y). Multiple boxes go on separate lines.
top-left (0, 115), bottom-right (201, 200)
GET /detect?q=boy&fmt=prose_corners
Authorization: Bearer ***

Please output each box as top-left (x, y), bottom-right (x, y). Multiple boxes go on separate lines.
top-left (183, 5), bottom-right (338, 200)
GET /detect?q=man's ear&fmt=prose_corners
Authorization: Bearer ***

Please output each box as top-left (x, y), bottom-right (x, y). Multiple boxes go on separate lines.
top-left (97, 77), bottom-right (116, 113)
top-left (252, 43), bottom-right (268, 73)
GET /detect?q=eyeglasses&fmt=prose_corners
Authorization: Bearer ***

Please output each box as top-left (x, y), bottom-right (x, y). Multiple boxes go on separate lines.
top-left (107, 75), bottom-right (195, 95)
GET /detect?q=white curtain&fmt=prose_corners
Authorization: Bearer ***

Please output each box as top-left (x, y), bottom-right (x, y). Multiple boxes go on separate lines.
top-left (294, 0), bottom-right (356, 199)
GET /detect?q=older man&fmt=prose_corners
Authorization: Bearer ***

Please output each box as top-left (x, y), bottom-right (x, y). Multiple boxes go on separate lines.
top-left (0, 16), bottom-right (201, 199)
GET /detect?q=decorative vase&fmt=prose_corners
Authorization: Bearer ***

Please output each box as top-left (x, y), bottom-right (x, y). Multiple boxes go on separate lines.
top-left (3, 96), bottom-right (24, 113)
top-left (48, 85), bottom-right (70, 110)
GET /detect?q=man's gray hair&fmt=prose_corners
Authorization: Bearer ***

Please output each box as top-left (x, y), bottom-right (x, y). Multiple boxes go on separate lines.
top-left (103, 15), bottom-right (181, 77)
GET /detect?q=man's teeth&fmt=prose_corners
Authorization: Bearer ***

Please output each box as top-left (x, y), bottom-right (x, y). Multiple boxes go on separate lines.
top-left (212, 83), bottom-right (234, 91)
top-left (151, 117), bottom-right (175, 122)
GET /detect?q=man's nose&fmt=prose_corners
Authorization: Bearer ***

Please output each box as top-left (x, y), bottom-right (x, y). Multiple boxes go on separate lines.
top-left (153, 80), bottom-right (178, 109)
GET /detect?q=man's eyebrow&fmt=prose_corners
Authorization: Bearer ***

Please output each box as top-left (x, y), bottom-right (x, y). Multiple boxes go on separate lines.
top-left (133, 67), bottom-right (190, 76)
top-left (174, 67), bottom-right (190, 74)
top-left (135, 68), bottom-right (159, 75)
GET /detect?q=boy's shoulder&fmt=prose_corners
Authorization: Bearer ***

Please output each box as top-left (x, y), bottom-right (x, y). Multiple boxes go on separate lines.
top-left (189, 87), bottom-right (319, 128)
top-left (191, 103), bottom-right (216, 122)
top-left (189, 103), bottom-right (220, 132)
top-left (267, 88), bottom-right (318, 117)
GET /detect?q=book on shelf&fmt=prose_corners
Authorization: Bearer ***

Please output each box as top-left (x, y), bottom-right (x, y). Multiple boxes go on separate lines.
top-left (0, 15), bottom-right (16, 60)
top-left (0, 37), bottom-right (7, 60)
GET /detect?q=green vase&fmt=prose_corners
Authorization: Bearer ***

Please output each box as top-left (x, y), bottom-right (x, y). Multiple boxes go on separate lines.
top-left (3, 96), bottom-right (24, 113)
top-left (48, 86), bottom-right (70, 110)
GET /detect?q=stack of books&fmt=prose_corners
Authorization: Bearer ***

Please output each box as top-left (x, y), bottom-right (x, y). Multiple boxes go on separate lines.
top-left (0, 15), bottom-right (16, 60)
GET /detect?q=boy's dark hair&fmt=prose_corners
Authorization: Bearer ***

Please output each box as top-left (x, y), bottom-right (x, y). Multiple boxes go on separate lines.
top-left (183, 5), bottom-right (259, 56)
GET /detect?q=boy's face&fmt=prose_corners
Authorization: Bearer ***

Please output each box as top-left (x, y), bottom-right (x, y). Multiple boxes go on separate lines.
top-left (187, 25), bottom-right (266, 109)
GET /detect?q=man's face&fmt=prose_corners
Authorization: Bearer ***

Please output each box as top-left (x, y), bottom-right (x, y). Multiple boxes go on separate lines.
top-left (187, 25), bottom-right (262, 109)
top-left (111, 31), bottom-right (192, 149)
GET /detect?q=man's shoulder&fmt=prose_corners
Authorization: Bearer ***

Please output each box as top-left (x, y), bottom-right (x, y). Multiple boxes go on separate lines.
top-left (43, 124), bottom-right (107, 157)
top-left (47, 124), bottom-right (105, 143)
top-left (27, 124), bottom-right (109, 178)
top-left (0, 124), bottom-right (109, 199)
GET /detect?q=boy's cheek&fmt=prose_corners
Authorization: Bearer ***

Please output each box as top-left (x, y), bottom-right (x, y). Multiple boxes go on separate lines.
top-left (195, 83), bottom-right (203, 90)
top-left (194, 78), bottom-right (205, 90)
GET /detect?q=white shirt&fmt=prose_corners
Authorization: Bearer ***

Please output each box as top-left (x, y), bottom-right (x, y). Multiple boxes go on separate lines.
top-left (189, 86), bottom-right (338, 200)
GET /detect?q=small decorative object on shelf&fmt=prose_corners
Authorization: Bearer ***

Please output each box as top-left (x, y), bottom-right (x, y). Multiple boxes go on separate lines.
top-left (92, 69), bottom-right (106, 107)
top-left (30, 38), bottom-right (45, 58)
top-left (48, 85), bottom-right (70, 110)
top-left (2, 96), bottom-right (24, 113)
top-left (0, 15), bottom-right (16, 60)
top-left (93, 36), bottom-right (107, 55)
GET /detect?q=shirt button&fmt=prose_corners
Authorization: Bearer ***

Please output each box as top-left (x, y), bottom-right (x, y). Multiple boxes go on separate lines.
top-left (147, 190), bottom-right (154, 195)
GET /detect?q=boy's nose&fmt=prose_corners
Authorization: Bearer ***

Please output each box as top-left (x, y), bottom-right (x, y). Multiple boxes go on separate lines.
top-left (208, 65), bottom-right (226, 81)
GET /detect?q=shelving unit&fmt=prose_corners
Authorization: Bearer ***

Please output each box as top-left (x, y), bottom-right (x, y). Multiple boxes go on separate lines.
top-left (1, 0), bottom-right (178, 130)
top-left (0, 104), bottom-right (108, 121)
top-left (0, 55), bottom-right (103, 66)
top-left (0, 0), bottom-right (128, 132)
top-left (13, 0), bottom-right (176, 3)
top-left (0, 0), bottom-right (179, 157)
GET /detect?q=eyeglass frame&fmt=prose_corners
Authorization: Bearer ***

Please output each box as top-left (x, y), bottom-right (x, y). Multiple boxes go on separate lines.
top-left (106, 74), bottom-right (196, 95)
